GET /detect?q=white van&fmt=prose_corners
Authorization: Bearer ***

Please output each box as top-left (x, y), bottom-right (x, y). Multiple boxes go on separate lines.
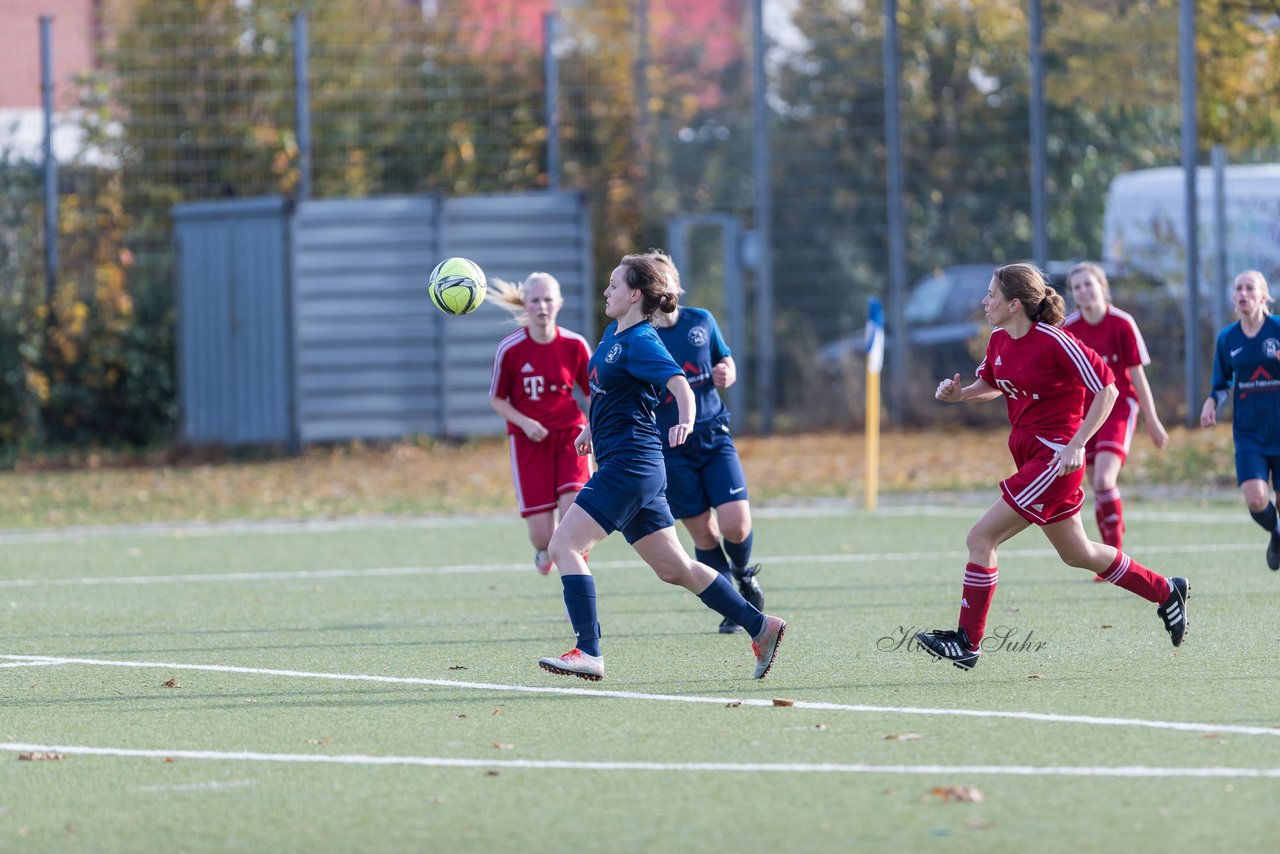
top-left (1103, 163), bottom-right (1280, 295)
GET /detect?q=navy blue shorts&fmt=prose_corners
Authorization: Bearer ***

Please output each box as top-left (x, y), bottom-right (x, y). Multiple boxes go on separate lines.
top-left (663, 422), bottom-right (748, 520)
top-left (574, 454), bottom-right (674, 544)
top-left (1234, 445), bottom-right (1280, 489)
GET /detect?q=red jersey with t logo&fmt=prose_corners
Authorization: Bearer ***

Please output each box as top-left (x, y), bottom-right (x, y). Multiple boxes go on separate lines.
top-left (490, 327), bottom-right (592, 436)
top-left (1063, 306), bottom-right (1149, 403)
top-left (977, 323), bottom-right (1115, 440)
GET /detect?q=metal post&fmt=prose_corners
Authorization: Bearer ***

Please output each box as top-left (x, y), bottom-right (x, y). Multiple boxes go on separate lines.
top-left (751, 0), bottom-right (775, 434)
top-left (1179, 0), bottom-right (1201, 425)
top-left (1028, 0), bottom-right (1048, 269)
top-left (633, 0), bottom-right (649, 185)
top-left (40, 16), bottom-right (58, 304)
top-left (883, 0), bottom-right (907, 425)
top-left (1211, 145), bottom-right (1227, 334)
top-left (544, 12), bottom-right (560, 192)
top-left (293, 12), bottom-right (312, 200)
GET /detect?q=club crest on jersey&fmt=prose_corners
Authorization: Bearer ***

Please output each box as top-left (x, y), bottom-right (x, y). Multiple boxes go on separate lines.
top-left (1264, 338), bottom-right (1279, 360)
top-left (605, 343), bottom-right (623, 364)
top-left (688, 326), bottom-right (708, 346)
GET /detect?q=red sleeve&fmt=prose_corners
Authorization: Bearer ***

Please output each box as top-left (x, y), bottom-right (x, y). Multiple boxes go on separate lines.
top-left (1118, 322), bottom-right (1144, 369)
top-left (976, 334), bottom-right (998, 387)
top-left (490, 346), bottom-right (512, 399)
top-left (574, 340), bottom-right (591, 397)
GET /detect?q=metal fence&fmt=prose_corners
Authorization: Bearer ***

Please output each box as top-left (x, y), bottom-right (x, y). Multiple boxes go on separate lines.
top-left (4, 0), bottom-right (1280, 441)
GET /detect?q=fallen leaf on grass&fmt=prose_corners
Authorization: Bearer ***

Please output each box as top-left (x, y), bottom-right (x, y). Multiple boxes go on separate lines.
top-left (1026, 674), bottom-right (1043, 680)
top-left (772, 698), bottom-right (795, 707)
top-left (1100, 624), bottom-right (1114, 629)
top-left (306, 738), bottom-right (334, 746)
top-left (930, 785), bottom-right (984, 803)
top-left (1203, 733), bottom-right (1222, 739)
top-left (485, 770), bottom-right (499, 777)
top-left (492, 707), bottom-right (501, 716)
top-left (884, 733), bottom-right (923, 741)
top-left (492, 742), bottom-right (513, 750)
top-left (18, 752), bottom-right (65, 761)
top-left (163, 757), bottom-right (174, 764)
top-left (813, 723), bottom-right (827, 730)
top-left (161, 678), bottom-right (180, 689)
top-left (725, 701), bottom-right (742, 708)
top-left (454, 714), bottom-right (467, 719)
top-left (448, 665), bottom-right (467, 671)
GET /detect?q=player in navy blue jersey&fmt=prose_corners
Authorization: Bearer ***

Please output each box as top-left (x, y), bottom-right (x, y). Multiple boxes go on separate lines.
top-left (1200, 270), bottom-right (1280, 571)
top-left (536, 253), bottom-right (786, 681)
top-left (647, 250), bottom-right (765, 634)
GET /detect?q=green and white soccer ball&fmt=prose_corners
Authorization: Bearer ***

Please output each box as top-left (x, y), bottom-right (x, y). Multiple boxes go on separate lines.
top-left (428, 257), bottom-right (487, 316)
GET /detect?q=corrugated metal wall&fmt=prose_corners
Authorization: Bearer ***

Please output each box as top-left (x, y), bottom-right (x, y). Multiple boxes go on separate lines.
top-left (175, 191), bottom-right (593, 447)
top-left (174, 196), bottom-right (293, 446)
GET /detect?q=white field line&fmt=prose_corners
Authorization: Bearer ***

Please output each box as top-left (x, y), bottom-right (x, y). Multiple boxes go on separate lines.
top-left (0, 504), bottom-right (1252, 545)
top-left (0, 541), bottom-right (1257, 589)
top-left (0, 660), bottom-right (65, 669)
top-left (1, 742), bottom-right (1276, 778)
top-left (5, 654), bottom-right (1280, 740)
top-left (129, 779), bottom-right (258, 794)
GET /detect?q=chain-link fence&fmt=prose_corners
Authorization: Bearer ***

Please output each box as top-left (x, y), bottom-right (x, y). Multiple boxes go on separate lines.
top-left (1, 0), bottom-right (1278, 448)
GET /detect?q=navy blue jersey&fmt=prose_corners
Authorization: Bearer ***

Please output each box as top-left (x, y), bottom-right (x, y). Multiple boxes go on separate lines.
top-left (654, 307), bottom-right (732, 443)
top-left (587, 320), bottom-right (684, 465)
top-left (1209, 315), bottom-right (1280, 454)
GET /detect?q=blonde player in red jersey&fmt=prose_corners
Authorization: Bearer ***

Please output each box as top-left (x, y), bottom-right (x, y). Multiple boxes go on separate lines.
top-left (1064, 262), bottom-right (1169, 556)
top-left (489, 273), bottom-right (593, 575)
top-left (914, 263), bottom-right (1188, 671)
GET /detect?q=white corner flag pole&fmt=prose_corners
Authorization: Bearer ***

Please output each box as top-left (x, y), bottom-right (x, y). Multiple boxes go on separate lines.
top-left (865, 297), bottom-right (885, 511)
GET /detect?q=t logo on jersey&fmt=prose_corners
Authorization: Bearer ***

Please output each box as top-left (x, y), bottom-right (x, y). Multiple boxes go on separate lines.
top-left (523, 375), bottom-right (545, 400)
top-left (995, 378), bottom-right (1022, 399)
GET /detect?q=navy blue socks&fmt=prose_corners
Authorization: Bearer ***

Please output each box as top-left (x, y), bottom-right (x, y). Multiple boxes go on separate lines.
top-left (724, 531), bottom-right (754, 573)
top-left (561, 574), bottom-right (601, 657)
top-left (1249, 502), bottom-right (1278, 534)
top-left (695, 544), bottom-right (732, 577)
top-left (697, 572), bottom-right (765, 637)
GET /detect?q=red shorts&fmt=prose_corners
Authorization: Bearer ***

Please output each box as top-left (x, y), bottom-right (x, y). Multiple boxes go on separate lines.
top-left (999, 430), bottom-right (1085, 526)
top-left (1084, 396), bottom-right (1138, 464)
top-left (510, 426), bottom-right (591, 518)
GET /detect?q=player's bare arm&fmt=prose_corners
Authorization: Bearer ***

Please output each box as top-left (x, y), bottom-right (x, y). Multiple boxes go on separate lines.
top-left (490, 395), bottom-right (548, 441)
top-left (1056, 382), bottom-right (1117, 475)
top-left (712, 356), bottom-right (736, 389)
top-left (1129, 365), bottom-right (1168, 448)
top-left (936, 373), bottom-right (1001, 403)
top-left (666, 374), bottom-right (696, 447)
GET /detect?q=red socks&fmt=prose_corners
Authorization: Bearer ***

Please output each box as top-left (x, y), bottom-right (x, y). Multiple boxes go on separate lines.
top-left (1097, 551), bottom-right (1170, 603)
top-left (956, 563), bottom-right (998, 651)
top-left (1095, 487), bottom-right (1124, 549)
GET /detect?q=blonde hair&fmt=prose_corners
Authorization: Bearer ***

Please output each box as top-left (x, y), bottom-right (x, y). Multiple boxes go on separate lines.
top-left (489, 272), bottom-right (563, 326)
top-left (644, 248), bottom-right (685, 299)
top-left (1236, 269), bottom-right (1273, 316)
top-left (1067, 261), bottom-right (1112, 304)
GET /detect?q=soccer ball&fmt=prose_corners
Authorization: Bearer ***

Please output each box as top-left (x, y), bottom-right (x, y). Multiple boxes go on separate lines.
top-left (428, 257), bottom-right (487, 316)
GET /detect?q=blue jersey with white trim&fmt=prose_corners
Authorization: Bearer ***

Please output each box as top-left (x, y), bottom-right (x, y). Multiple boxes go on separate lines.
top-left (1209, 315), bottom-right (1280, 454)
top-left (587, 320), bottom-right (684, 465)
top-left (654, 307), bottom-right (732, 443)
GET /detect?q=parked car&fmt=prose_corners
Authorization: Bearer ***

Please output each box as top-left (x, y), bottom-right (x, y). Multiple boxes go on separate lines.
top-left (816, 264), bottom-right (994, 377)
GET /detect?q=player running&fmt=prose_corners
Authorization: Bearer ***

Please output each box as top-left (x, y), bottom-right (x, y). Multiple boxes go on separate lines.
top-left (648, 250), bottom-right (765, 634)
top-left (1063, 262), bottom-right (1169, 556)
top-left (915, 263), bottom-right (1189, 671)
top-left (536, 254), bottom-right (786, 681)
top-left (1200, 270), bottom-right (1280, 571)
top-left (489, 273), bottom-right (593, 576)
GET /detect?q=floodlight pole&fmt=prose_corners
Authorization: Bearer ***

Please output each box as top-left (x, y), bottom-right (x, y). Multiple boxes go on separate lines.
top-left (1179, 0), bottom-right (1201, 425)
top-left (293, 12), bottom-right (312, 201)
top-left (41, 16), bottom-right (58, 305)
top-left (883, 0), bottom-right (907, 425)
top-left (544, 11), bottom-right (560, 192)
top-left (1028, 0), bottom-right (1048, 269)
top-left (751, 0), bottom-right (775, 434)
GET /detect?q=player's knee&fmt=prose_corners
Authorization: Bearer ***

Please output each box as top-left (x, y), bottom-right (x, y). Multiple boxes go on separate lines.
top-left (721, 521), bottom-right (751, 543)
top-left (649, 560), bottom-right (687, 586)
